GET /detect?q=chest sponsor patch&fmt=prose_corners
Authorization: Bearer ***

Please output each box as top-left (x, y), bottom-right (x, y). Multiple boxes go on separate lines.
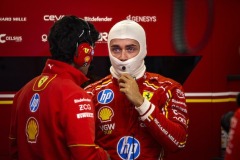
top-left (143, 91), bottom-right (154, 101)
top-left (98, 106), bottom-right (114, 122)
top-left (99, 123), bottom-right (115, 135)
top-left (29, 93), bottom-right (40, 112)
top-left (26, 117), bottom-right (39, 143)
top-left (97, 89), bottom-right (114, 104)
top-left (117, 136), bottom-right (140, 160)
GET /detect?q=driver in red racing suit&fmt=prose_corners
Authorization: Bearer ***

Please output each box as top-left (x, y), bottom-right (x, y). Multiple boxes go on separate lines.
top-left (85, 20), bottom-right (189, 160)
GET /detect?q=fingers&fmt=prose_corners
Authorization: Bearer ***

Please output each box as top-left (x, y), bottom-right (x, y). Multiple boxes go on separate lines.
top-left (120, 73), bottom-right (133, 80)
top-left (117, 73), bottom-right (143, 107)
top-left (118, 73), bottom-right (134, 83)
top-left (118, 73), bottom-right (131, 94)
top-left (118, 77), bottom-right (127, 94)
top-left (119, 81), bottom-right (127, 91)
top-left (118, 74), bottom-right (134, 86)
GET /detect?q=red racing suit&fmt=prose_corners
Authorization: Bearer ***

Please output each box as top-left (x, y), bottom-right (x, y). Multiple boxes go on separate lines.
top-left (85, 72), bottom-right (189, 160)
top-left (225, 108), bottom-right (240, 160)
top-left (9, 59), bottom-right (108, 160)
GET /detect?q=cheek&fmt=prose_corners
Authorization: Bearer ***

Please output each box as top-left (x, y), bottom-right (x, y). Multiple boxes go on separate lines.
top-left (79, 65), bottom-right (90, 75)
top-left (129, 52), bottom-right (139, 59)
top-left (111, 52), bottom-right (121, 59)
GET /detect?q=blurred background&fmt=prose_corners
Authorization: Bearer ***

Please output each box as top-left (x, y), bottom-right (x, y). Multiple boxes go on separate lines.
top-left (0, 0), bottom-right (240, 159)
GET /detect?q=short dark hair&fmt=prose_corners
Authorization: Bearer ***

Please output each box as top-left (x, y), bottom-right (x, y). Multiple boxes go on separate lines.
top-left (48, 15), bottom-right (100, 63)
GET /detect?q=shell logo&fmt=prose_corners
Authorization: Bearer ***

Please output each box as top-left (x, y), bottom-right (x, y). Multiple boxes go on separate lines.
top-left (98, 106), bottom-right (114, 122)
top-left (84, 56), bottom-right (90, 62)
top-left (26, 117), bottom-right (39, 143)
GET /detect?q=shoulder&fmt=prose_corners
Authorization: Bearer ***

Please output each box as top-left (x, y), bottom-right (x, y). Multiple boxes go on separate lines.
top-left (84, 75), bottom-right (113, 91)
top-left (144, 72), bottom-right (182, 89)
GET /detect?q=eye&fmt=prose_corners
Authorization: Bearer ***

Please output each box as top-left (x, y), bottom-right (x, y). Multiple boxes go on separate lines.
top-left (126, 46), bottom-right (137, 53)
top-left (111, 46), bottom-right (121, 54)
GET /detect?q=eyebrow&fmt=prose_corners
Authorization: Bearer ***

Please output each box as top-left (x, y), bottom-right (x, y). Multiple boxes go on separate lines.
top-left (110, 44), bottom-right (138, 48)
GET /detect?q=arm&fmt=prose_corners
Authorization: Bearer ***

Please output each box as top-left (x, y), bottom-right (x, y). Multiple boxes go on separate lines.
top-left (118, 73), bottom-right (189, 152)
top-left (63, 93), bottom-right (109, 160)
top-left (139, 87), bottom-right (188, 152)
top-left (9, 93), bottom-right (19, 159)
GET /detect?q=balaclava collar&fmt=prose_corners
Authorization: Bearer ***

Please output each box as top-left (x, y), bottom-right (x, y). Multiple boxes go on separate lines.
top-left (108, 20), bottom-right (147, 79)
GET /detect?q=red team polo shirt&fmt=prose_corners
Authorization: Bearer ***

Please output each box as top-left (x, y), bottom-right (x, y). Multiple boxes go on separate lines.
top-left (9, 59), bottom-right (108, 160)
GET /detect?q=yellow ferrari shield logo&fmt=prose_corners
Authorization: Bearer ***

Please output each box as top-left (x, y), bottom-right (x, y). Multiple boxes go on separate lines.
top-left (143, 91), bottom-right (153, 101)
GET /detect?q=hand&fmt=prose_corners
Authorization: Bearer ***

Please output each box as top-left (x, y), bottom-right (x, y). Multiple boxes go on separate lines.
top-left (118, 73), bottom-right (144, 107)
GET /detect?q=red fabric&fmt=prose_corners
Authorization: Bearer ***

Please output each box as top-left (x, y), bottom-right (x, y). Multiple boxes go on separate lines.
top-left (85, 72), bottom-right (189, 160)
top-left (225, 109), bottom-right (240, 160)
top-left (9, 59), bottom-right (108, 160)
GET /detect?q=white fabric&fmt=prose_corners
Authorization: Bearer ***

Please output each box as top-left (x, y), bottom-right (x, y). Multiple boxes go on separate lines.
top-left (135, 98), bottom-right (155, 121)
top-left (108, 20), bottom-right (147, 79)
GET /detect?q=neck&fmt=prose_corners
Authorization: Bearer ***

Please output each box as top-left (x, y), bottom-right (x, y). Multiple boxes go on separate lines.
top-left (110, 61), bottom-right (146, 79)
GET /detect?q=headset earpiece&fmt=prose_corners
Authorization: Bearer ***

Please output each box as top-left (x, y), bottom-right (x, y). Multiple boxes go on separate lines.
top-left (73, 18), bottom-right (95, 67)
top-left (74, 42), bottom-right (94, 67)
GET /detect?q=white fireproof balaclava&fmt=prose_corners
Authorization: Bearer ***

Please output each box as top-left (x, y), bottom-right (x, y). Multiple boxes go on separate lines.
top-left (108, 20), bottom-right (147, 79)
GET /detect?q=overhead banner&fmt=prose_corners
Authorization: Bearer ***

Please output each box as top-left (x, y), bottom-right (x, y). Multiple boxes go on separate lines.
top-left (0, 0), bottom-right (211, 56)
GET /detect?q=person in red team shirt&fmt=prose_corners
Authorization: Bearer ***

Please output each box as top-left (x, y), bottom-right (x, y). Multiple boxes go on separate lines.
top-left (225, 93), bottom-right (240, 160)
top-left (9, 15), bottom-right (109, 160)
top-left (85, 20), bottom-right (189, 160)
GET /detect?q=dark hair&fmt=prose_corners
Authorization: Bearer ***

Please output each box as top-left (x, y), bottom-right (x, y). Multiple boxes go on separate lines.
top-left (48, 15), bottom-right (100, 63)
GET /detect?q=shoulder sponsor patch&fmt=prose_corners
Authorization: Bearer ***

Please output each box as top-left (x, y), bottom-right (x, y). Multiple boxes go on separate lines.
top-left (33, 74), bottom-right (57, 91)
top-left (78, 103), bottom-right (92, 111)
top-left (74, 98), bottom-right (91, 103)
top-left (29, 93), bottom-right (40, 112)
top-left (117, 136), bottom-right (140, 160)
top-left (97, 89), bottom-right (114, 104)
top-left (76, 112), bottom-right (94, 119)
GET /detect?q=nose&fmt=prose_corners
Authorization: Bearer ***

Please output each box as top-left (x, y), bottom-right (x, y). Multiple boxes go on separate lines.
top-left (119, 50), bottom-right (128, 61)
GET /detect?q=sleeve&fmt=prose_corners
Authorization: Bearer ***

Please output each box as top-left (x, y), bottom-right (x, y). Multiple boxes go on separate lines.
top-left (225, 109), bottom-right (240, 160)
top-left (70, 146), bottom-right (109, 160)
top-left (136, 84), bottom-right (189, 152)
top-left (9, 93), bottom-right (19, 159)
top-left (61, 92), bottom-right (108, 160)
